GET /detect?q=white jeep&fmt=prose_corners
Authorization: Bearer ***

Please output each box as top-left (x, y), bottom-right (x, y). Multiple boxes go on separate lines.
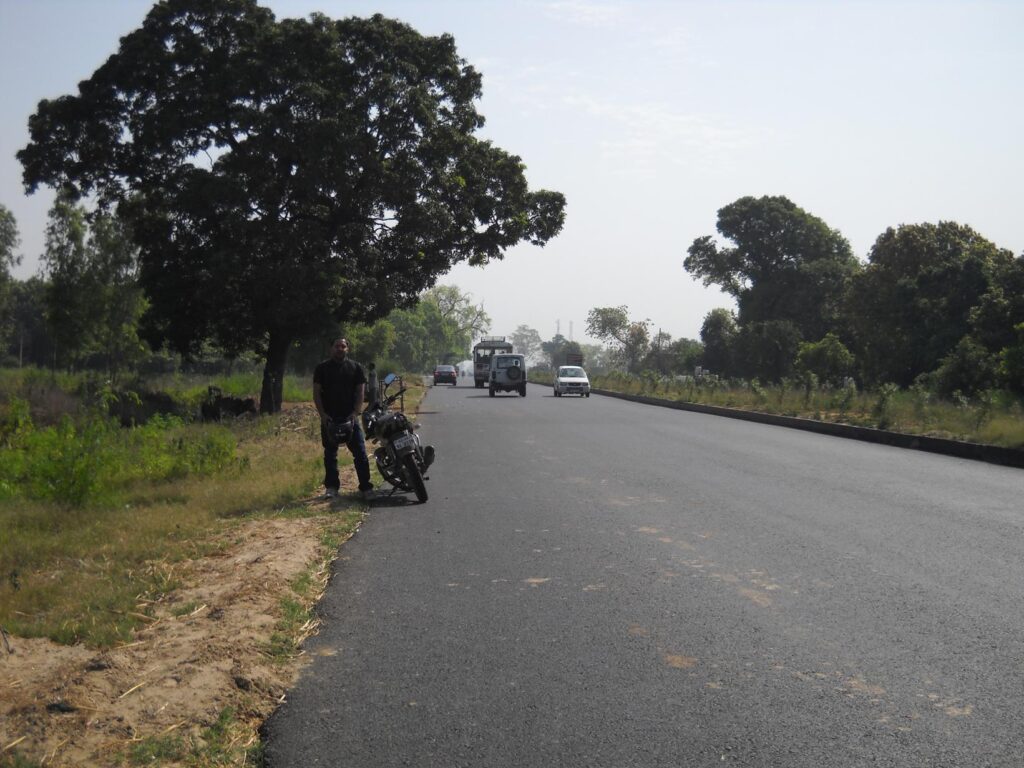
top-left (489, 354), bottom-right (527, 397)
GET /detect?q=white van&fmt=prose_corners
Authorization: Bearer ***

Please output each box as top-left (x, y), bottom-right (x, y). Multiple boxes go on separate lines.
top-left (553, 366), bottom-right (590, 397)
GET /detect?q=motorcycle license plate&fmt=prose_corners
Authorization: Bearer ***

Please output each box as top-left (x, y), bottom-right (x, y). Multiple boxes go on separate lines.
top-left (392, 434), bottom-right (415, 451)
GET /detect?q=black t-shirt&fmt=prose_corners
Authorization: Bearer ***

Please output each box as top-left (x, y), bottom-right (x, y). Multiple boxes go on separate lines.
top-left (314, 357), bottom-right (366, 419)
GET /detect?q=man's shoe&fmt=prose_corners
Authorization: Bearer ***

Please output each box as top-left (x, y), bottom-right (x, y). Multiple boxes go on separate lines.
top-left (359, 488), bottom-right (376, 501)
top-left (325, 487), bottom-right (339, 499)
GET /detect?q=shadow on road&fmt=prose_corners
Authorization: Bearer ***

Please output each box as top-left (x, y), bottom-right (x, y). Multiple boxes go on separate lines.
top-left (368, 492), bottom-right (424, 508)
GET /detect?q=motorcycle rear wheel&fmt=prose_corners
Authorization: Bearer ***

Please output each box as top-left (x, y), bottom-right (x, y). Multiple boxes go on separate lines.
top-left (402, 453), bottom-right (428, 503)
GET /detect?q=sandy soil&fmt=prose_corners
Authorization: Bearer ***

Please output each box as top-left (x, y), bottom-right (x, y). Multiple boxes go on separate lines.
top-left (0, 494), bottom-right (353, 766)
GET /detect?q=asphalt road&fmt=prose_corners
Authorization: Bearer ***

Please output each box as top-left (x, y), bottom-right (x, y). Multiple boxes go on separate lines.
top-left (264, 380), bottom-right (1024, 767)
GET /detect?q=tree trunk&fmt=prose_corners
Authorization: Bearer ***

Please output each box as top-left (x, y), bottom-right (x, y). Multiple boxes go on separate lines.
top-left (260, 332), bottom-right (291, 414)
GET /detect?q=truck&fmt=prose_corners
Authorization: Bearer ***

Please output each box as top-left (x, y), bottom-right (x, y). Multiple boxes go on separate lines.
top-left (471, 336), bottom-right (514, 388)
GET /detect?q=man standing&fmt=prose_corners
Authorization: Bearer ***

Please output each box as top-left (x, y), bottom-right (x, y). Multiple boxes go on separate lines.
top-left (313, 338), bottom-right (374, 499)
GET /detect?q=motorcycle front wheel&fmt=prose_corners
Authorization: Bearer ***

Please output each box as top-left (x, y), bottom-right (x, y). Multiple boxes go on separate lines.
top-left (402, 453), bottom-right (428, 503)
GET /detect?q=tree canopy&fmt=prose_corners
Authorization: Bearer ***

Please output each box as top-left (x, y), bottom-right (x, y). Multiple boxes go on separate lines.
top-left (329, 284), bottom-right (486, 374)
top-left (540, 334), bottom-right (583, 371)
top-left (429, 285), bottom-right (490, 347)
top-left (41, 195), bottom-right (148, 376)
top-left (18, 0), bottom-right (565, 410)
top-left (685, 196), bottom-right (859, 343)
top-left (699, 307), bottom-right (737, 376)
top-left (846, 222), bottom-right (1014, 387)
top-left (585, 306), bottom-right (650, 373)
top-left (510, 325), bottom-right (543, 366)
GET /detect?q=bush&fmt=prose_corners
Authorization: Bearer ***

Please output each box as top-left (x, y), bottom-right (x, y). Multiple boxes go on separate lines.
top-left (931, 336), bottom-right (999, 397)
top-left (796, 333), bottom-right (855, 386)
top-left (998, 323), bottom-right (1024, 393)
top-left (119, 415), bottom-right (238, 483)
top-left (872, 383), bottom-right (900, 430)
top-left (0, 405), bottom-right (237, 507)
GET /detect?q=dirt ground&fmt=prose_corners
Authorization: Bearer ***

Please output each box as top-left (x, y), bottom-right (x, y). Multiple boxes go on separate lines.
top-left (0, 493), bottom-right (352, 766)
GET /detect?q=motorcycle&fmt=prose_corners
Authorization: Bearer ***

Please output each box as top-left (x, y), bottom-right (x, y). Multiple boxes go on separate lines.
top-left (361, 373), bottom-right (435, 503)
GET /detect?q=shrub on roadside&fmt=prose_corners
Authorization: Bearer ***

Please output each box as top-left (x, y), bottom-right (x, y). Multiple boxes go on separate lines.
top-left (930, 336), bottom-right (999, 397)
top-left (0, 401), bottom-right (237, 507)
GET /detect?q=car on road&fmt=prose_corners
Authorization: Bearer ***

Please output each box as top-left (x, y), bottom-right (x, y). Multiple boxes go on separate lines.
top-left (432, 365), bottom-right (458, 386)
top-left (489, 354), bottom-right (527, 397)
top-left (553, 365), bottom-right (591, 397)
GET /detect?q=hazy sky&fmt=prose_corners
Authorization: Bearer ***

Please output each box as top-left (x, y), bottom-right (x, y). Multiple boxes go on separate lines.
top-left (2, 1), bottom-right (1022, 346)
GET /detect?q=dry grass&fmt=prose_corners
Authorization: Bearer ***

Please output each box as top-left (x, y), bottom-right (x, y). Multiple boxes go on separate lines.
top-left (1, 376), bottom-right (428, 767)
top-left (550, 371), bottom-right (1024, 449)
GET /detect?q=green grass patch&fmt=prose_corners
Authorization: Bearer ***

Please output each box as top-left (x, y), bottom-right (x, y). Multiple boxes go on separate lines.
top-left (125, 707), bottom-right (258, 767)
top-left (0, 398), bottom-right (240, 506)
top-left (170, 600), bottom-right (201, 618)
top-left (154, 371), bottom-right (311, 409)
top-left (127, 734), bottom-right (187, 765)
top-left (265, 594), bottom-right (309, 662)
top-left (0, 753), bottom-right (43, 768)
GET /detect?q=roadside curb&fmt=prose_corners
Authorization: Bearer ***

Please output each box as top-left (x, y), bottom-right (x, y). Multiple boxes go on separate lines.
top-left (569, 384), bottom-right (1023, 469)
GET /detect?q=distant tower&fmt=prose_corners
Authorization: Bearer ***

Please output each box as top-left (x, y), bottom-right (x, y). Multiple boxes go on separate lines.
top-left (556, 319), bottom-right (560, 337)
top-left (569, 321), bottom-right (573, 342)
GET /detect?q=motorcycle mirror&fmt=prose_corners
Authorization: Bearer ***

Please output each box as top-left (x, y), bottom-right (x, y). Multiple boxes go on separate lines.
top-left (383, 373), bottom-right (398, 386)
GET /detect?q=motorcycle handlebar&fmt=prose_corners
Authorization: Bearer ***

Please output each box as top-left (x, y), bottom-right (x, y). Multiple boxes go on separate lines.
top-left (384, 386), bottom-right (407, 404)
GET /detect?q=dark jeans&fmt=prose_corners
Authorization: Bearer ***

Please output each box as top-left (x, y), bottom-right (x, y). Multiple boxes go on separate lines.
top-left (321, 422), bottom-right (373, 492)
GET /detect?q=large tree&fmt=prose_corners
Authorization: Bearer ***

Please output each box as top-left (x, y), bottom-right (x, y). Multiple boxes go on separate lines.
top-left (41, 195), bottom-right (92, 368)
top-left (19, 0), bottom-right (565, 411)
top-left (510, 324), bottom-right (542, 365)
top-left (422, 284), bottom-right (489, 360)
top-left (699, 307), bottom-right (738, 376)
top-left (970, 253), bottom-right (1024, 358)
top-left (665, 337), bottom-right (703, 376)
top-left (381, 286), bottom-right (486, 372)
top-left (41, 196), bottom-right (148, 376)
top-left (84, 212), bottom-right (150, 379)
top-left (540, 333), bottom-right (583, 371)
top-left (685, 196), bottom-right (860, 342)
top-left (846, 222), bottom-right (1014, 386)
top-left (6, 277), bottom-right (53, 368)
top-left (585, 306), bottom-right (650, 374)
top-left (735, 320), bottom-right (802, 382)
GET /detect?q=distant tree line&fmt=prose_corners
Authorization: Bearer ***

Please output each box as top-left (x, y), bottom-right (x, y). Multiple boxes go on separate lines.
top-left (544, 196), bottom-right (1024, 400)
top-left (571, 195), bottom-right (1023, 401)
top-left (6, 191), bottom-right (1020, 405)
top-left (681, 195), bottom-right (1023, 397)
